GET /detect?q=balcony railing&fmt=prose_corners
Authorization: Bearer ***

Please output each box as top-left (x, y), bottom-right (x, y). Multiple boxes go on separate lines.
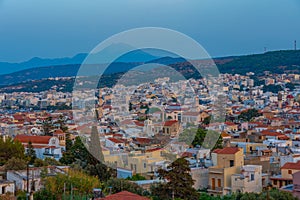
top-left (209, 167), bottom-right (224, 174)
top-left (207, 185), bottom-right (223, 192)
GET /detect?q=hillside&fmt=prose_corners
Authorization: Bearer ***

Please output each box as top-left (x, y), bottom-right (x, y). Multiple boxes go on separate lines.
top-left (0, 50), bottom-right (299, 92)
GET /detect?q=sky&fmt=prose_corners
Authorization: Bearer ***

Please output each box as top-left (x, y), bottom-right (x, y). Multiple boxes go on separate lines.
top-left (0, 0), bottom-right (300, 62)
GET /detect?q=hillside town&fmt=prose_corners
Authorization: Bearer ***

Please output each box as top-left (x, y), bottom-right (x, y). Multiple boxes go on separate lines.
top-left (0, 71), bottom-right (300, 199)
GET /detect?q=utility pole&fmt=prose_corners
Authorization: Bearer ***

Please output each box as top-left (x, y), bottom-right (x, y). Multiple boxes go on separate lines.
top-left (63, 182), bottom-right (66, 200)
top-left (26, 163), bottom-right (29, 200)
top-left (172, 189), bottom-right (175, 200)
top-left (295, 40), bottom-right (297, 50)
top-left (71, 183), bottom-right (73, 200)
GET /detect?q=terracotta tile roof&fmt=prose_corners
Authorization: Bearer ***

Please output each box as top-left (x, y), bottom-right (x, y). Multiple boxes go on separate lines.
top-left (225, 122), bottom-right (236, 126)
top-left (133, 137), bottom-right (152, 145)
top-left (221, 132), bottom-right (231, 138)
top-left (107, 137), bottom-right (124, 144)
top-left (281, 161), bottom-right (300, 170)
top-left (14, 135), bottom-right (52, 144)
top-left (101, 191), bottom-right (149, 200)
top-left (133, 121), bottom-right (144, 127)
top-left (213, 147), bottom-right (241, 154)
top-left (53, 129), bottom-right (64, 134)
top-left (163, 120), bottom-right (178, 127)
top-left (146, 148), bottom-right (162, 153)
top-left (181, 152), bottom-right (194, 158)
top-left (261, 130), bottom-right (282, 137)
top-left (278, 135), bottom-right (290, 140)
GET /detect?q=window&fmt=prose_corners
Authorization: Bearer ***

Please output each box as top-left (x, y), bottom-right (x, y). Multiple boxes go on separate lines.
top-left (144, 163), bottom-right (146, 168)
top-left (230, 160), bottom-right (234, 167)
top-left (288, 170), bottom-right (292, 174)
top-left (211, 178), bottom-right (215, 190)
top-left (217, 179), bottom-right (221, 187)
top-left (250, 174), bottom-right (254, 181)
top-left (274, 180), bottom-right (277, 185)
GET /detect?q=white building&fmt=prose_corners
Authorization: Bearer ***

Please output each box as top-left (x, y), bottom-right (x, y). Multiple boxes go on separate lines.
top-left (231, 165), bottom-right (262, 193)
top-left (14, 135), bottom-right (63, 161)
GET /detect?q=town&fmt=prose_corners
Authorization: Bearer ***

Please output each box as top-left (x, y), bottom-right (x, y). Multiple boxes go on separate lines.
top-left (0, 70), bottom-right (300, 199)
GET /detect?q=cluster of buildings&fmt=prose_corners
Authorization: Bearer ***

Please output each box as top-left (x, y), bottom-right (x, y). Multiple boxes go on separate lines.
top-left (1, 71), bottom-right (300, 198)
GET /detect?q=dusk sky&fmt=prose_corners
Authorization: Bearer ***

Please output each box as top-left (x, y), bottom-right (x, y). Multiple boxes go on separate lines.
top-left (0, 0), bottom-right (300, 62)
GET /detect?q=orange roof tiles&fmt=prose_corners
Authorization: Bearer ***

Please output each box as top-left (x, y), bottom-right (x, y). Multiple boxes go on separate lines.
top-left (101, 191), bottom-right (149, 200)
top-left (163, 120), bottom-right (178, 127)
top-left (213, 147), bottom-right (241, 154)
top-left (281, 161), bottom-right (300, 170)
top-left (107, 137), bottom-right (124, 144)
top-left (14, 135), bottom-right (52, 144)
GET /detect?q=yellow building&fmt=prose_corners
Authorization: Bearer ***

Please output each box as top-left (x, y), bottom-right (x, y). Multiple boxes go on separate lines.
top-left (103, 148), bottom-right (168, 177)
top-left (271, 161), bottom-right (300, 189)
top-left (208, 147), bottom-right (244, 196)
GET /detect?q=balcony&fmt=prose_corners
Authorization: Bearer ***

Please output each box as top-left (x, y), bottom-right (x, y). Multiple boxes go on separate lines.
top-left (43, 152), bottom-right (60, 158)
top-left (209, 167), bottom-right (224, 174)
top-left (207, 185), bottom-right (223, 193)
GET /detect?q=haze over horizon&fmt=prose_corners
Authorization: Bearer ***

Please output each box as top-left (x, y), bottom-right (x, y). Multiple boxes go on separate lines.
top-left (0, 0), bottom-right (300, 63)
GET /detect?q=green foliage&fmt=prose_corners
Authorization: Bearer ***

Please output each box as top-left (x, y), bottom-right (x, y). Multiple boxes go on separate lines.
top-left (217, 50), bottom-right (300, 75)
top-left (42, 169), bottom-right (102, 199)
top-left (60, 136), bottom-right (115, 182)
top-left (16, 191), bottom-right (27, 200)
top-left (56, 115), bottom-right (69, 132)
top-left (4, 157), bottom-right (27, 170)
top-left (26, 141), bottom-right (36, 165)
top-left (42, 117), bottom-right (54, 136)
top-left (34, 189), bottom-right (57, 200)
top-left (179, 128), bottom-right (223, 150)
top-left (238, 108), bottom-right (261, 122)
top-left (126, 174), bottom-right (146, 181)
top-left (263, 84), bottom-right (282, 93)
top-left (105, 178), bottom-right (144, 195)
top-left (34, 157), bottom-right (62, 167)
top-left (285, 82), bottom-right (296, 91)
top-left (0, 137), bottom-right (25, 166)
top-left (202, 116), bottom-right (211, 125)
top-left (152, 158), bottom-right (199, 200)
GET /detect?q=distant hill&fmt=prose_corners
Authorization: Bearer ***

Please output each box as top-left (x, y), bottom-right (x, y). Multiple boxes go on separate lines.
top-left (0, 44), bottom-right (169, 75)
top-left (0, 53), bottom-right (87, 75)
top-left (217, 50), bottom-right (300, 75)
top-left (0, 49), bottom-right (300, 91)
top-left (0, 62), bottom-right (142, 86)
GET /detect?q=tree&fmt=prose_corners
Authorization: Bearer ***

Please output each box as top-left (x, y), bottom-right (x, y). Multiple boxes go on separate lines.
top-left (238, 109), bottom-right (261, 122)
top-left (43, 117), bottom-right (54, 136)
top-left (56, 115), bottom-right (68, 132)
top-left (105, 178), bottom-right (144, 195)
top-left (4, 157), bottom-right (27, 170)
top-left (152, 158), bottom-right (199, 200)
top-left (179, 128), bottom-right (223, 150)
top-left (26, 141), bottom-right (36, 165)
top-left (202, 116), bottom-right (211, 125)
top-left (126, 174), bottom-right (146, 181)
top-left (34, 157), bottom-right (62, 167)
top-left (60, 136), bottom-right (115, 182)
top-left (0, 137), bottom-right (25, 166)
top-left (42, 169), bottom-right (102, 199)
